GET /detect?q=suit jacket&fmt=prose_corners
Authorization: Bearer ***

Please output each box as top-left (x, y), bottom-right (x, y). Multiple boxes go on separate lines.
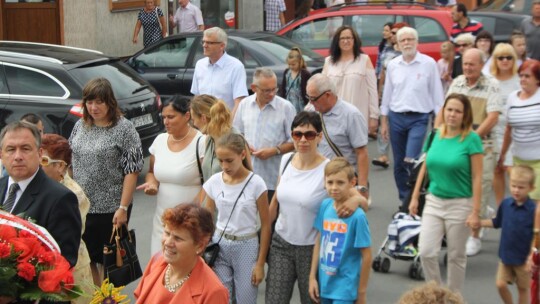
top-left (0, 168), bottom-right (82, 267)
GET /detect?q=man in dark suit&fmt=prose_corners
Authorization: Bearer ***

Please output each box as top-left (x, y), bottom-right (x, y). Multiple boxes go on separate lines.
top-left (0, 121), bottom-right (81, 267)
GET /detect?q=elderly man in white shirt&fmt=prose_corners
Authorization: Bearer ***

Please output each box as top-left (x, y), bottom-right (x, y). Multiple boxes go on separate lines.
top-left (380, 26), bottom-right (444, 205)
top-left (169, 0), bottom-right (204, 33)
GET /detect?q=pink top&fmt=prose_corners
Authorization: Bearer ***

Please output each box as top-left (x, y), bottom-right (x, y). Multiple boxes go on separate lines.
top-left (134, 255), bottom-right (229, 304)
top-left (437, 58), bottom-right (452, 94)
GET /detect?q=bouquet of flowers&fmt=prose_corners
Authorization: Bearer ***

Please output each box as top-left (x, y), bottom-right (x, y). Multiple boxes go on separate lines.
top-left (90, 279), bottom-right (130, 304)
top-left (0, 210), bottom-right (81, 302)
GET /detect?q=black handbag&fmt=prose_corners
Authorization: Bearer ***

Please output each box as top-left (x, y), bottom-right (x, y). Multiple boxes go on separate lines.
top-left (103, 225), bottom-right (143, 286)
top-left (203, 173), bottom-right (254, 267)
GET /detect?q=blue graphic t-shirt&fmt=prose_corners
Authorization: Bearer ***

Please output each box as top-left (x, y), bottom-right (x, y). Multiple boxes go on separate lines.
top-left (314, 198), bottom-right (371, 301)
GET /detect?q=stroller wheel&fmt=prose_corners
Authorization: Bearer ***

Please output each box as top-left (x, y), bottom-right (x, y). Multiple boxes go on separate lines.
top-left (381, 257), bottom-right (391, 273)
top-left (409, 261), bottom-right (424, 280)
top-left (372, 256), bottom-right (382, 272)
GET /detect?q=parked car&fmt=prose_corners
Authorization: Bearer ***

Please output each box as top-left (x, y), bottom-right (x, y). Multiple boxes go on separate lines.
top-left (0, 41), bottom-right (164, 155)
top-left (277, 2), bottom-right (454, 64)
top-left (468, 11), bottom-right (528, 43)
top-left (125, 30), bottom-right (325, 101)
top-left (475, 0), bottom-right (533, 14)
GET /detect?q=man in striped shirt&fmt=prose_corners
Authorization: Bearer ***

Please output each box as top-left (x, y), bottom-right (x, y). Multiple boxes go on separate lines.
top-left (451, 3), bottom-right (484, 42)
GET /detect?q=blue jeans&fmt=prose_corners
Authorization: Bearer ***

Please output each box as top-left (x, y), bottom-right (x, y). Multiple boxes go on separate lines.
top-left (388, 111), bottom-right (430, 202)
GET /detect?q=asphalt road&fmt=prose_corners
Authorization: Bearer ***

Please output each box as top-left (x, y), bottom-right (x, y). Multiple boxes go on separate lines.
top-left (122, 139), bottom-right (507, 303)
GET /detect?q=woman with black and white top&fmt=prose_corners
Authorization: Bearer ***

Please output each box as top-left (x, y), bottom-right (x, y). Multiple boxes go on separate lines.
top-left (500, 59), bottom-right (540, 203)
top-left (132, 0), bottom-right (167, 47)
top-left (69, 78), bottom-right (144, 285)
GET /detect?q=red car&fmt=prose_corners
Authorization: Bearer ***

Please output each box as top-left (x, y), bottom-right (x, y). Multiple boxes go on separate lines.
top-left (277, 2), bottom-right (453, 65)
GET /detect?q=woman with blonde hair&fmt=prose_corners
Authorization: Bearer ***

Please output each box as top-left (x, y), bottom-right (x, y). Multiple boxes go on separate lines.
top-left (489, 43), bottom-right (520, 204)
top-left (190, 94), bottom-right (251, 183)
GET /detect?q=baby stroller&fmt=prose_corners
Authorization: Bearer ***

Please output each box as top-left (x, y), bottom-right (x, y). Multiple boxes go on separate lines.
top-left (372, 132), bottom-right (439, 280)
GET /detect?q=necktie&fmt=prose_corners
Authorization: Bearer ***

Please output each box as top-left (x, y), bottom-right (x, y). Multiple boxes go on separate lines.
top-left (3, 183), bottom-right (20, 213)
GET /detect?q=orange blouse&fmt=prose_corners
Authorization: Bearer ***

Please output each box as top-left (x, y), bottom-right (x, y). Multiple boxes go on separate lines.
top-left (134, 255), bottom-right (229, 304)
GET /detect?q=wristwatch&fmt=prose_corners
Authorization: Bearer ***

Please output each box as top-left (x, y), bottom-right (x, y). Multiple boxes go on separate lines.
top-left (275, 146), bottom-right (282, 155)
top-left (118, 205), bottom-right (129, 212)
top-left (356, 185), bottom-right (369, 194)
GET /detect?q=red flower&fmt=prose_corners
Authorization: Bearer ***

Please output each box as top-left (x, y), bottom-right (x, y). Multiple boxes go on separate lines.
top-left (11, 237), bottom-right (42, 262)
top-left (18, 230), bottom-right (33, 239)
top-left (37, 250), bottom-right (56, 265)
top-left (17, 261), bottom-right (36, 281)
top-left (61, 272), bottom-right (75, 290)
top-left (0, 242), bottom-right (11, 258)
top-left (38, 257), bottom-right (70, 293)
top-left (0, 225), bottom-right (17, 242)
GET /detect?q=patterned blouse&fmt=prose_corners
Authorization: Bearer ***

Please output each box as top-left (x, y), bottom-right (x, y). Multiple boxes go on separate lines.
top-left (138, 7), bottom-right (164, 48)
top-left (69, 117), bottom-right (144, 214)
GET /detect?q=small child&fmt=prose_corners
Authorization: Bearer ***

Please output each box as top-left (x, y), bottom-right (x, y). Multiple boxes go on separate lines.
top-left (437, 41), bottom-right (454, 94)
top-left (280, 47), bottom-right (311, 113)
top-left (480, 165), bottom-right (537, 304)
top-left (309, 157), bottom-right (372, 304)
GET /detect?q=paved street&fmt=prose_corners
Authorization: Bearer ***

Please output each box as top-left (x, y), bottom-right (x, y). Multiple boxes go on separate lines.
top-left (123, 139), bottom-right (506, 303)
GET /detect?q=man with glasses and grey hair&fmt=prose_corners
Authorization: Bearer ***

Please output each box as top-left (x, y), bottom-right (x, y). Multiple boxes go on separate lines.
top-left (191, 27), bottom-right (248, 117)
top-left (380, 26), bottom-right (444, 205)
top-left (233, 67), bottom-right (296, 201)
top-left (306, 73), bottom-right (370, 208)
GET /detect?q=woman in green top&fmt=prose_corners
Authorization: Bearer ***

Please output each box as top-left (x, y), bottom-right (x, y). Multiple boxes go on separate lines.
top-left (409, 93), bottom-right (483, 293)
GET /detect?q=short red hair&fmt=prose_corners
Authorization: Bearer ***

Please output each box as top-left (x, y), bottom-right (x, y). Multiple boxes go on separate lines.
top-left (41, 134), bottom-right (72, 166)
top-left (162, 204), bottom-right (214, 245)
top-left (519, 59), bottom-right (540, 86)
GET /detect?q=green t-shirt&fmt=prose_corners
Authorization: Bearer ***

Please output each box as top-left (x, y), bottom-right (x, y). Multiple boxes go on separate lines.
top-left (425, 130), bottom-right (483, 199)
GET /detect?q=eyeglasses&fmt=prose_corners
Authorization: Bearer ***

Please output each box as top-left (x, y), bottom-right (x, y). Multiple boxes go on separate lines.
top-left (201, 40), bottom-right (222, 45)
top-left (305, 90), bottom-right (330, 102)
top-left (41, 156), bottom-right (67, 167)
top-left (455, 43), bottom-right (470, 48)
top-left (497, 56), bottom-right (514, 61)
top-left (291, 131), bottom-right (319, 141)
top-left (255, 86), bottom-right (278, 95)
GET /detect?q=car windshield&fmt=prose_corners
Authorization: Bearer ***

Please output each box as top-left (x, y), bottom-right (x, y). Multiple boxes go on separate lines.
top-left (477, 0), bottom-right (529, 12)
top-left (251, 36), bottom-right (324, 65)
top-left (69, 60), bottom-right (149, 99)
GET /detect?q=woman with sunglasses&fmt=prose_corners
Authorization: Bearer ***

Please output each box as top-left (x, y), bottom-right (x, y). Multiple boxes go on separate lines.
top-left (488, 43), bottom-right (520, 205)
top-left (322, 25), bottom-right (379, 137)
top-left (70, 78), bottom-right (144, 285)
top-left (41, 133), bottom-right (93, 304)
top-left (265, 111), bottom-right (329, 304)
top-left (279, 47), bottom-right (311, 113)
top-left (137, 95), bottom-right (205, 255)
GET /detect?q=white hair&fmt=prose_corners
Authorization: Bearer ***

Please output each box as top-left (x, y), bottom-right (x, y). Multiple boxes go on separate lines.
top-left (204, 27), bottom-right (228, 48)
top-left (307, 73), bottom-right (337, 95)
top-left (396, 27), bottom-right (418, 42)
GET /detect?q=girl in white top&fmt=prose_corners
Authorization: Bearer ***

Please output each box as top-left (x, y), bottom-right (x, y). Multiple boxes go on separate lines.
top-left (204, 133), bottom-right (270, 304)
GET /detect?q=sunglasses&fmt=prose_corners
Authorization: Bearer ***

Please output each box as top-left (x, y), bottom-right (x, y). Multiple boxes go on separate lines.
top-left (41, 156), bottom-right (66, 167)
top-left (291, 131), bottom-right (319, 141)
top-left (496, 56), bottom-right (513, 61)
top-left (305, 90), bottom-right (330, 102)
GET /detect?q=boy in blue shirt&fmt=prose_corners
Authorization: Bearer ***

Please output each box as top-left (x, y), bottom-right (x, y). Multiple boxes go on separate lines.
top-left (480, 165), bottom-right (537, 304)
top-left (309, 157), bottom-right (372, 304)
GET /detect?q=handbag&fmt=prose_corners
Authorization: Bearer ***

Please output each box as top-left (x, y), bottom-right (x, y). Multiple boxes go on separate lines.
top-left (203, 173), bottom-right (254, 267)
top-left (103, 225), bottom-right (143, 286)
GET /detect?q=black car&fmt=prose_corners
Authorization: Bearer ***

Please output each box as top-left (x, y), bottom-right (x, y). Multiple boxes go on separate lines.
top-left (469, 11), bottom-right (528, 43)
top-left (475, 0), bottom-right (533, 14)
top-left (125, 30), bottom-right (325, 101)
top-left (0, 41), bottom-right (164, 154)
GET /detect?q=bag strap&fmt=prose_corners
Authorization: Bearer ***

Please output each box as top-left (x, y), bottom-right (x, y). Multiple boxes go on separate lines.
top-left (284, 72), bottom-right (300, 99)
top-left (195, 136), bottom-right (204, 185)
top-left (155, 7), bottom-right (162, 31)
top-left (215, 173), bottom-right (255, 244)
top-left (421, 129), bottom-right (437, 190)
top-left (319, 112), bottom-right (343, 157)
top-left (281, 152), bottom-right (295, 175)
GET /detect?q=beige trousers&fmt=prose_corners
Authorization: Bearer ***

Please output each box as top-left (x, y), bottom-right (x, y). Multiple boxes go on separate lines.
top-left (418, 194), bottom-right (472, 292)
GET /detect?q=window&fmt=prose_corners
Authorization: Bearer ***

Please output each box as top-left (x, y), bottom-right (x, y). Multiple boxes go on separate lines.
top-left (134, 37), bottom-right (195, 68)
top-left (4, 65), bottom-right (66, 98)
top-left (0, 66), bottom-right (8, 95)
top-left (494, 18), bottom-right (515, 38)
top-left (287, 17), bottom-right (344, 50)
top-left (410, 16), bottom-right (448, 43)
top-left (351, 15), bottom-right (395, 47)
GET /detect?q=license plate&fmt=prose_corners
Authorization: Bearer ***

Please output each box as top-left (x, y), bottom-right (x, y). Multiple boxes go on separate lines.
top-left (131, 114), bottom-right (153, 128)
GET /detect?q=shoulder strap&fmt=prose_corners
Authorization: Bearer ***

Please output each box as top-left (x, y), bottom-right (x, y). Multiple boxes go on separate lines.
top-left (195, 136), bottom-right (204, 185)
top-left (319, 112), bottom-right (343, 157)
top-left (215, 173), bottom-right (255, 244)
top-left (281, 153), bottom-right (295, 175)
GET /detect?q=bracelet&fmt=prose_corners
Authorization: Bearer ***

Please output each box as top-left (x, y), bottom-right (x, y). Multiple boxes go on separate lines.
top-left (275, 146), bottom-right (281, 155)
top-left (118, 205), bottom-right (128, 212)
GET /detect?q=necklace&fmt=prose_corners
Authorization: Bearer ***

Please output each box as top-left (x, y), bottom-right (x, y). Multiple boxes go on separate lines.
top-left (164, 264), bottom-right (191, 293)
top-left (170, 127), bottom-right (191, 142)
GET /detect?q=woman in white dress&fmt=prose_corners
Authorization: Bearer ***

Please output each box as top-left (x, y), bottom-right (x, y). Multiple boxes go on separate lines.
top-left (488, 43), bottom-right (520, 204)
top-left (137, 95), bottom-right (205, 255)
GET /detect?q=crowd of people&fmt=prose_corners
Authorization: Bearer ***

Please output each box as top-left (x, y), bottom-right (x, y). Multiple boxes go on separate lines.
top-left (1, 1), bottom-right (540, 303)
